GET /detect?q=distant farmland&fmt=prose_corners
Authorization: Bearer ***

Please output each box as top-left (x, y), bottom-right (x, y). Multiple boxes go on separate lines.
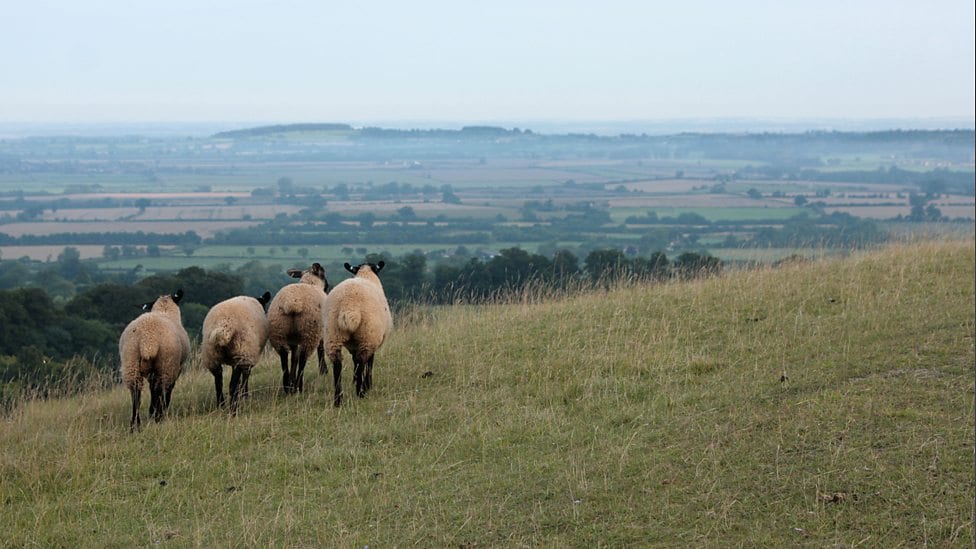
top-left (1, 127), bottom-right (972, 266)
top-left (0, 220), bottom-right (262, 239)
top-left (0, 245), bottom-right (108, 260)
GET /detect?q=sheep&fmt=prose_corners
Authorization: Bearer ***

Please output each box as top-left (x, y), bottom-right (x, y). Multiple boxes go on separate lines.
top-left (324, 261), bottom-right (393, 406)
top-left (200, 291), bottom-right (272, 413)
top-left (267, 262), bottom-right (328, 394)
top-left (119, 289), bottom-right (191, 431)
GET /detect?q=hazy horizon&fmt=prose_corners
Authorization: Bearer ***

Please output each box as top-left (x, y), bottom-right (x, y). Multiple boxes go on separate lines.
top-left (1, 116), bottom-right (974, 140)
top-left (2, 1), bottom-right (973, 126)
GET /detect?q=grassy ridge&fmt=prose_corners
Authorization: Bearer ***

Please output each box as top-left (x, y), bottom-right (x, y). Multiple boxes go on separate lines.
top-left (1, 240), bottom-right (973, 546)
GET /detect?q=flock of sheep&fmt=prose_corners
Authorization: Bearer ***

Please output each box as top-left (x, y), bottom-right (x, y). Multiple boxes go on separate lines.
top-left (118, 261), bottom-right (393, 430)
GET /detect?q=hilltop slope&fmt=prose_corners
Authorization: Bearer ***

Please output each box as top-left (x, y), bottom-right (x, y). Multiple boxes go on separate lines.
top-left (1, 240), bottom-right (973, 546)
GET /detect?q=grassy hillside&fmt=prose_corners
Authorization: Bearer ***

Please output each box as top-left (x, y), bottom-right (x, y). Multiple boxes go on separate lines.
top-left (1, 240), bottom-right (973, 546)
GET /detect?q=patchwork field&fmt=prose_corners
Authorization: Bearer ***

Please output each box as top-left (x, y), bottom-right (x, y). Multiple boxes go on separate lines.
top-left (824, 204), bottom-right (976, 219)
top-left (0, 245), bottom-right (108, 261)
top-left (2, 128), bottom-right (972, 268)
top-left (0, 220), bottom-right (261, 239)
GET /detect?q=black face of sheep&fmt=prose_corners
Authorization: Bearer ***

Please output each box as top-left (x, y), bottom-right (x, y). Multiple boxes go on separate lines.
top-left (138, 289), bottom-right (183, 313)
top-left (288, 263), bottom-right (329, 292)
top-left (287, 262), bottom-right (325, 278)
top-left (344, 261), bottom-right (385, 275)
top-left (257, 291), bottom-right (272, 310)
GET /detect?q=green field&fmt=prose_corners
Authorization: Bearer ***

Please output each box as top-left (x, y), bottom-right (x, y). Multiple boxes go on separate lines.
top-left (612, 206), bottom-right (806, 223)
top-left (1, 239), bottom-right (972, 545)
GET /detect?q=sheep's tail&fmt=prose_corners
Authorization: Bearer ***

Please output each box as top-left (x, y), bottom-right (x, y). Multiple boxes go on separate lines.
top-left (208, 318), bottom-right (235, 348)
top-left (337, 309), bottom-right (362, 333)
top-left (277, 294), bottom-right (304, 316)
top-left (139, 337), bottom-right (159, 361)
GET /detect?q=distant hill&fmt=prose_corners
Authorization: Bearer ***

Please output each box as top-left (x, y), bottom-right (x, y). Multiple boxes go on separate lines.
top-left (213, 123), bottom-right (354, 138)
top-left (212, 123), bottom-right (975, 148)
top-left (212, 123), bottom-right (523, 140)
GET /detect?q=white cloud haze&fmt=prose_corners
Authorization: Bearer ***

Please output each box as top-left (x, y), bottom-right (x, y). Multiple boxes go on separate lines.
top-left (2, 0), bottom-right (973, 126)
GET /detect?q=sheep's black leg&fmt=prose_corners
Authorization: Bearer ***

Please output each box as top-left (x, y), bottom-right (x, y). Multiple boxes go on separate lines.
top-left (332, 357), bottom-right (343, 407)
top-left (242, 368), bottom-right (251, 397)
top-left (147, 375), bottom-right (156, 418)
top-left (364, 355), bottom-right (375, 394)
top-left (353, 357), bottom-right (366, 398)
top-left (317, 342), bottom-right (327, 375)
top-left (241, 369), bottom-right (251, 401)
top-left (229, 367), bottom-right (243, 415)
top-left (288, 348), bottom-right (301, 394)
top-left (129, 383), bottom-right (142, 432)
top-left (212, 367), bottom-right (225, 408)
top-left (278, 348), bottom-right (292, 393)
top-left (148, 375), bottom-right (162, 422)
top-left (290, 348), bottom-right (301, 394)
top-left (163, 383), bottom-right (174, 417)
top-left (296, 348), bottom-right (309, 393)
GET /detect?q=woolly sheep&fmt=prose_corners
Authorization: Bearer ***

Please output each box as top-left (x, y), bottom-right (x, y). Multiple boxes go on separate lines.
top-left (200, 291), bottom-right (272, 413)
top-left (324, 261), bottom-right (393, 406)
top-left (119, 289), bottom-right (191, 431)
top-left (267, 262), bottom-right (328, 394)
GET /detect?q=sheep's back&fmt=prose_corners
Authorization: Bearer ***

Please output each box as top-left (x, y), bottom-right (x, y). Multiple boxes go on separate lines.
top-left (202, 297), bottom-right (270, 361)
top-left (119, 313), bottom-right (190, 385)
top-left (268, 283), bottom-right (326, 348)
top-left (325, 279), bottom-right (392, 346)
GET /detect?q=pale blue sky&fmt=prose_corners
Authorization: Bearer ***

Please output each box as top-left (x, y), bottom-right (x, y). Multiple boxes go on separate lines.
top-left (1, 0), bottom-right (973, 127)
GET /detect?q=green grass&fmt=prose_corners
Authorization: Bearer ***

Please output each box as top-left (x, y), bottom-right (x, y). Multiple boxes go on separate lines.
top-left (1, 239), bottom-right (973, 545)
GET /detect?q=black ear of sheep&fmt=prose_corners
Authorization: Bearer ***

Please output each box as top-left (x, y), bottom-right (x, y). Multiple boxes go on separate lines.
top-left (344, 262), bottom-right (356, 274)
top-left (140, 301), bottom-right (155, 312)
top-left (375, 260), bottom-right (385, 273)
top-left (311, 263), bottom-right (326, 279)
top-left (258, 291), bottom-right (272, 306)
top-left (172, 289), bottom-right (184, 304)
top-left (286, 268), bottom-right (303, 279)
